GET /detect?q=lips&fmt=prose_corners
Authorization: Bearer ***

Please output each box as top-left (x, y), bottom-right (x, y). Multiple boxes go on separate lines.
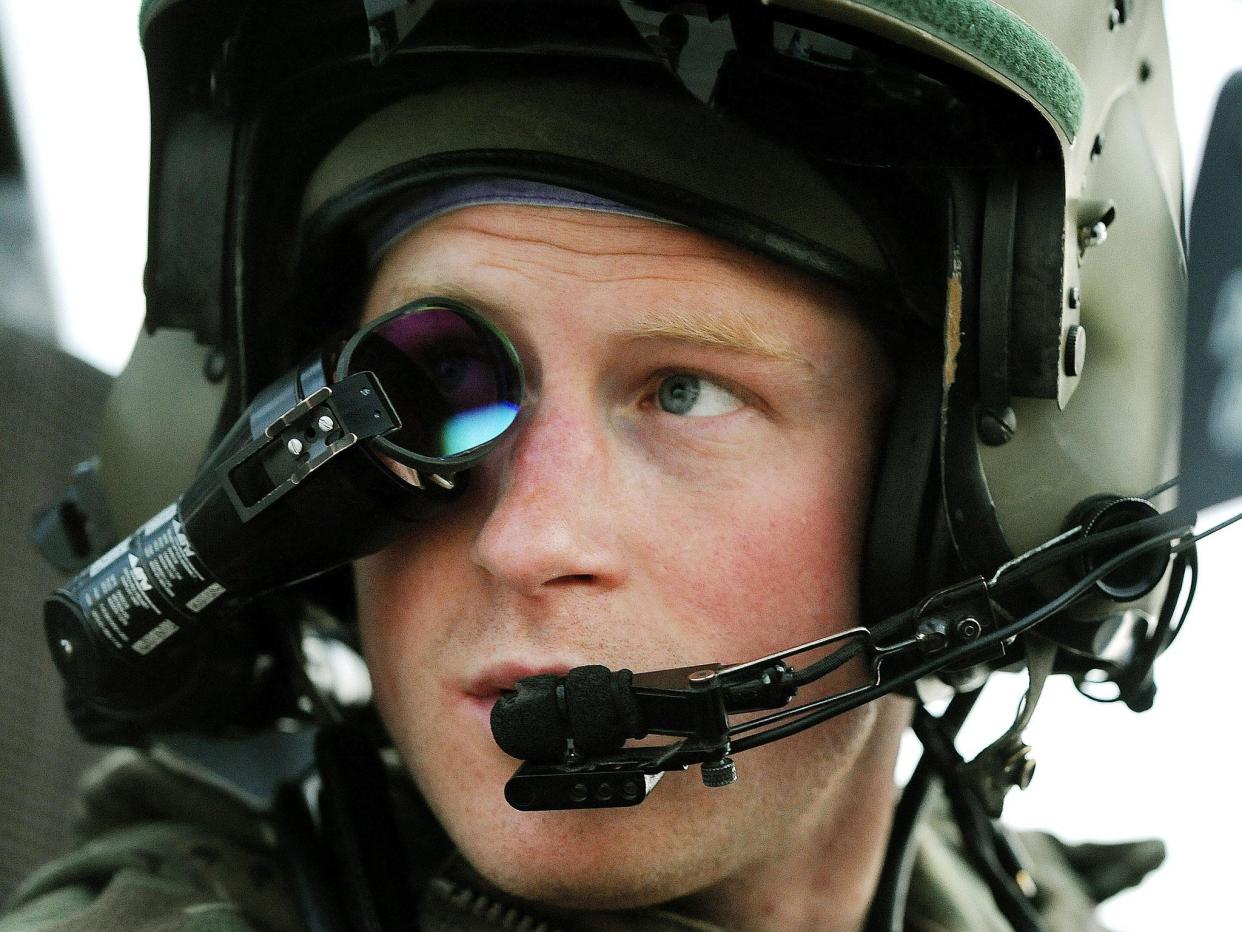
top-left (462, 660), bottom-right (578, 701)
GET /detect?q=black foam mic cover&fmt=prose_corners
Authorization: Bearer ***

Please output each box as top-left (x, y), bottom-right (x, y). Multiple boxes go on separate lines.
top-left (490, 673), bottom-right (567, 761)
top-left (490, 665), bottom-right (648, 762)
top-left (563, 665), bottom-right (645, 756)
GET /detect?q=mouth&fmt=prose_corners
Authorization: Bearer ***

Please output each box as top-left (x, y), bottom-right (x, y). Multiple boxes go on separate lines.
top-left (459, 660), bottom-right (578, 721)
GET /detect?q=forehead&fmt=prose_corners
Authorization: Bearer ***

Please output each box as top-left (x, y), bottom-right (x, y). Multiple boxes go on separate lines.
top-left (362, 204), bottom-right (877, 373)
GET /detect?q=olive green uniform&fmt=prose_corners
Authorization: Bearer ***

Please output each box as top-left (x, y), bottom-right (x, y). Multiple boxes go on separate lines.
top-left (0, 750), bottom-right (1161, 932)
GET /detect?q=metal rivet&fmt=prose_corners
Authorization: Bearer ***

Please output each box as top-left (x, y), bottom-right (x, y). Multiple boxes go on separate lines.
top-left (978, 407), bottom-right (1017, 446)
top-left (202, 349), bottom-right (228, 383)
top-left (317, 414), bottom-right (335, 433)
top-left (1009, 754), bottom-right (1037, 791)
top-left (1080, 220), bottom-right (1109, 250)
top-left (1065, 325), bottom-right (1088, 377)
top-left (570, 783), bottom-right (589, 803)
top-left (287, 438), bottom-right (304, 456)
top-left (58, 638), bottom-right (74, 660)
top-left (688, 669), bottom-right (718, 688)
top-left (916, 617), bottom-right (950, 652)
top-left (596, 782), bottom-right (614, 802)
top-left (956, 617), bottom-right (982, 641)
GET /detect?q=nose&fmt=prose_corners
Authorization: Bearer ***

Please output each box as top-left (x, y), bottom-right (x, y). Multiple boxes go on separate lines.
top-left (470, 401), bottom-right (625, 596)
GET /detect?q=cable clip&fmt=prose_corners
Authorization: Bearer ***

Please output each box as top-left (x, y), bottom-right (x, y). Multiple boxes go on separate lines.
top-left (914, 576), bottom-right (1005, 669)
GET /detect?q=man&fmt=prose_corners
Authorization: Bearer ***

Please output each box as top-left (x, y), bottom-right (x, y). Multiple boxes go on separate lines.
top-left (1, 0), bottom-right (1196, 928)
top-left (355, 198), bottom-right (903, 927)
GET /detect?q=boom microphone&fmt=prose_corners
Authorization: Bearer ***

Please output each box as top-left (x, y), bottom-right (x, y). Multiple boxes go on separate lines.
top-left (491, 665), bottom-right (646, 761)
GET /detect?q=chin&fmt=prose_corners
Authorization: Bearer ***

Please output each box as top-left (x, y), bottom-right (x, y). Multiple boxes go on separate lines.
top-left (452, 789), bottom-right (731, 912)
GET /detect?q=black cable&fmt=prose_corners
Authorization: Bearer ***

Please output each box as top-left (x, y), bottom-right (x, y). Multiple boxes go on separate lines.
top-left (1141, 475), bottom-right (1180, 499)
top-left (912, 708), bottom-right (1047, 932)
top-left (1173, 508), bottom-right (1242, 552)
top-left (864, 690), bottom-right (981, 932)
top-left (756, 509), bottom-right (1193, 697)
top-left (274, 781), bottom-right (350, 932)
top-left (732, 522), bottom-right (1195, 753)
top-left (990, 510), bottom-right (1188, 596)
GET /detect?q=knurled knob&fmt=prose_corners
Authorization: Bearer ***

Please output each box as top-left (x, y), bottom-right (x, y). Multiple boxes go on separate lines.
top-left (701, 757), bottom-right (737, 788)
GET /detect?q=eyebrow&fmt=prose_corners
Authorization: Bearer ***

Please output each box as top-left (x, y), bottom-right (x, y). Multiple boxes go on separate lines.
top-left (618, 308), bottom-right (816, 371)
top-left (376, 278), bottom-right (816, 372)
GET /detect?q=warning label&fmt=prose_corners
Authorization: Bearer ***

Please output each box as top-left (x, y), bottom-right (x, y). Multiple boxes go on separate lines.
top-left (133, 619), bottom-right (179, 655)
top-left (68, 505), bottom-right (226, 658)
top-left (186, 582), bottom-right (226, 613)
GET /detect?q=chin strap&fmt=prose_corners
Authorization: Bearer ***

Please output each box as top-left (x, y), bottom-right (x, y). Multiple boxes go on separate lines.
top-left (959, 638), bottom-right (1057, 819)
top-left (865, 658), bottom-right (1062, 932)
top-left (275, 725), bottom-right (414, 932)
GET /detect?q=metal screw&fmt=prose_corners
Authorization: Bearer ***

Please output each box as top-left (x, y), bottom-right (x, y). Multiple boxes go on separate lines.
top-left (688, 669), bottom-right (718, 689)
top-left (915, 617), bottom-right (950, 652)
top-left (287, 438), bottom-right (304, 456)
top-left (1080, 220), bottom-right (1109, 250)
top-left (701, 757), bottom-right (738, 788)
top-left (1108, 0), bottom-right (1126, 30)
top-left (955, 617), bottom-right (982, 641)
top-left (1007, 753), bottom-right (1037, 791)
top-left (317, 414), bottom-right (335, 433)
top-left (202, 349), bottom-right (228, 383)
top-left (596, 782), bottom-right (614, 802)
top-left (58, 638), bottom-right (74, 660)
top-left (978, 407), bottom-right (1017, 446)
top-left (1067, 286), bottom-right (1081, 309)
top-left (570, 783), bottom-right (589, 803)
top-left (1065, 325), bottom-right (1088, 377)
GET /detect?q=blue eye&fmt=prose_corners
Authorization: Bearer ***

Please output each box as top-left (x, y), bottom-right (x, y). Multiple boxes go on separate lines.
top-left (656, 374), bottom-right (743, 417)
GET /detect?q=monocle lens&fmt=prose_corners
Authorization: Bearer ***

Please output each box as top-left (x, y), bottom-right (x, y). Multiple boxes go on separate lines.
top-left (337, 298), bottom-right (523, 469)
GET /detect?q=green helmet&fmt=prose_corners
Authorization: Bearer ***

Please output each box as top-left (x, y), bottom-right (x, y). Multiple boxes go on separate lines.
top-left (109, 0), bottom-right (1186, 702)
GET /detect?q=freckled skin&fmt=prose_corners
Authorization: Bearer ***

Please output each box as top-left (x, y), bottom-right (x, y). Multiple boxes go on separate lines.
top-left (354, 205), bottom-right (910, 931)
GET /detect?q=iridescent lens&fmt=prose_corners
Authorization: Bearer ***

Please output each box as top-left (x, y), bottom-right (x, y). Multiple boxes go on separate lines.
top-left (345, 306), bottom-right (521, 460)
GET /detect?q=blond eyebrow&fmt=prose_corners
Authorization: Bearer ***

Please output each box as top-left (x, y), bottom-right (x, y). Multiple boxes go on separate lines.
top-left (373, 279), bottom-right (817, 373)
top-left (619, 309), bottom-right (814, 370)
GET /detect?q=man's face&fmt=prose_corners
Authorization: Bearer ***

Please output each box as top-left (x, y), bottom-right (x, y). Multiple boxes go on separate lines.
top-left (355, 204), bottom-right (896, 909)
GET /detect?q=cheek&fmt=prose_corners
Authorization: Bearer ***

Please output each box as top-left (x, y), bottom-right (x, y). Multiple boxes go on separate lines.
top-left (637, 435), bottom-right (870, 657)
top-left (352, 534), bottom-right (458, 710)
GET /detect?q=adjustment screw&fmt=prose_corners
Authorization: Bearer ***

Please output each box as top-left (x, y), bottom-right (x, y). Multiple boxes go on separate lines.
top-left (701, 757), bottom-right (737, 788)
top-left (688, 669), bottom-right (717, 689)
top-left (286, 438), bottom-right (304, 456)
top-left (978, 407), bottom-right (1017, 446)
top-left (915, 617), bottom-right (950, 652)
top-left (1108, 0), bottom-right (1127, 30)
top-left (202, 348), bottom-right (228, 383)
top-left (956, 617), bottom-right (982, 641)
top-left (1079, 220), bottom-right (1109, 250)
top-left (1007, 753), bottom-right (1037, 791)
top-left (317, 414), bottom-right (335, 433)
top-left (1065, 325), bottom-right (1088, 377)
